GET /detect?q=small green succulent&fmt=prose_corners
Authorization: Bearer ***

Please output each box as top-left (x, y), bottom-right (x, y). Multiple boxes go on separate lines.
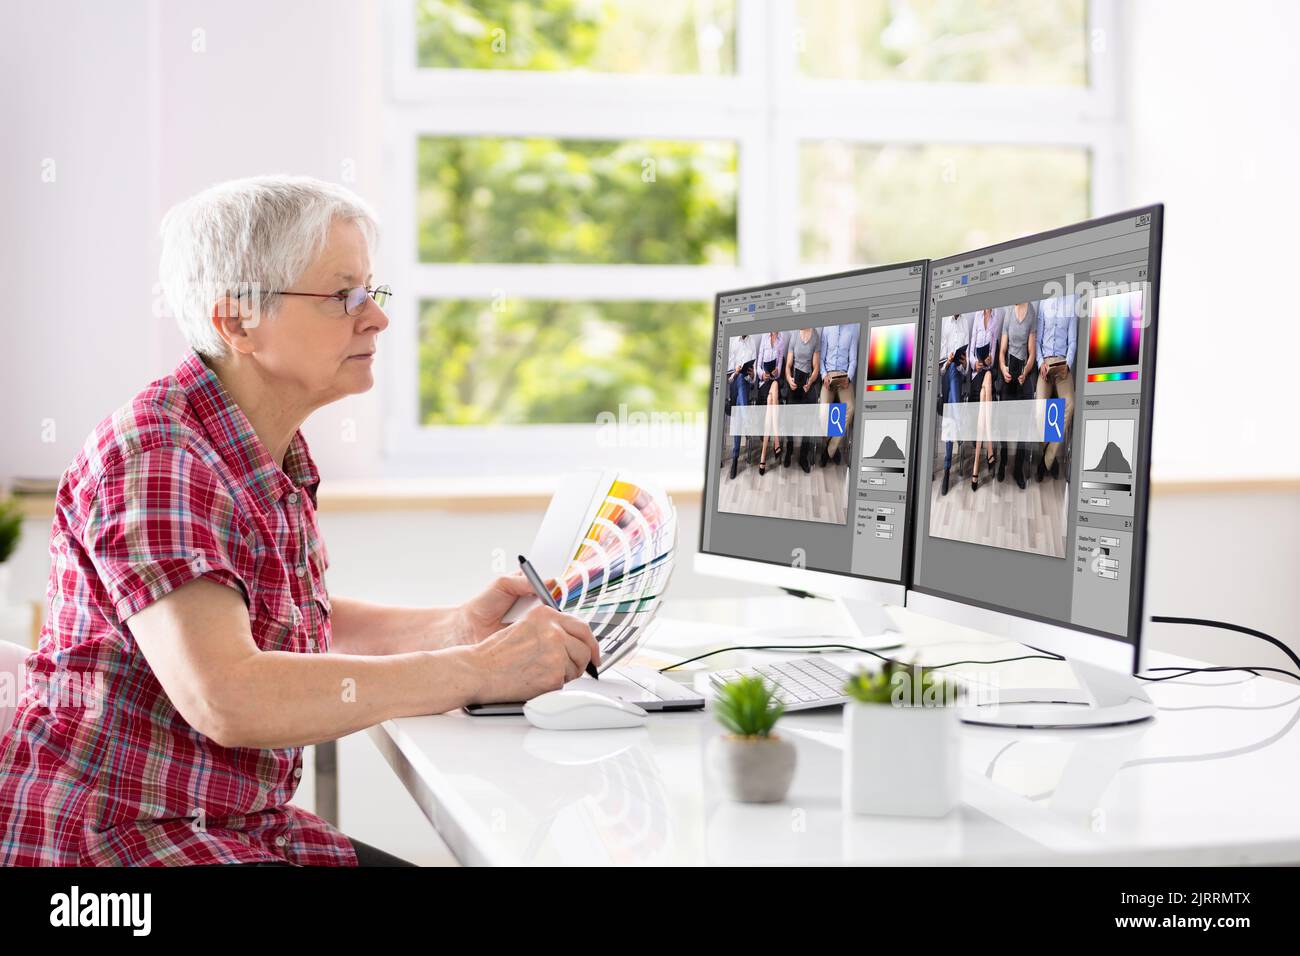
top-left (843, 658), bottom-right (959, 707)
top-left (0, 497), bottom-right (22, 565)
top-left (713, 674), bottom-right (785, 738)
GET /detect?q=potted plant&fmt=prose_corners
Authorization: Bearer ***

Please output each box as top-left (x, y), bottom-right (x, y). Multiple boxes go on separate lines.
top-left (841, 659), bottom-right (962, 818)
top-left (707, 675), bottom-right (797, 804)
top-left (0, 497), bottom-right (22, 603)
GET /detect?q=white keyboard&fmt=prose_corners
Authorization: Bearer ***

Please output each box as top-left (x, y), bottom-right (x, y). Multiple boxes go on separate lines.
top-left (708, 657), bottom-right (854, 711)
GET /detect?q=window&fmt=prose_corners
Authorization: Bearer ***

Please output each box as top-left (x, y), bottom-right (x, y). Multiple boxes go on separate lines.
top-left (794, 0), bottom-right (1088, 85)
top-left (385, 0), bottom-right (1120, 476)
top-left (800, 142), bottom-right (1091, 267)
top-left (416, 0), bottom-right (737, 75)
top-left (416, 136), bottom-right (737, 266)
top-left (419, 299), bottom-right (713, 426)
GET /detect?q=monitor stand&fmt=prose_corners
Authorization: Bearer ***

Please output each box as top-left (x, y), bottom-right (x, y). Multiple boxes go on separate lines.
top-left (835, 596), bottom-right (905, 651)
top-left (957, 657), bottom-right (1155, 729)
top-left (766, 590), bottom-right (902, 652)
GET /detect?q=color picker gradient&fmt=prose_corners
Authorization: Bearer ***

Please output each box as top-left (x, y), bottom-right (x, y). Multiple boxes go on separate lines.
top-left (866, 382), bottom-right (912, 391)
top-left (867, 322), bottom-right (916, 382)
top-left (1087, 291), bottom-right (1143, 370)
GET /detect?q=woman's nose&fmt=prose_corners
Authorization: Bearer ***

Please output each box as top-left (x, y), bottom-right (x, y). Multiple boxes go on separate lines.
top-left (359, 300), bottom-right (390, 332)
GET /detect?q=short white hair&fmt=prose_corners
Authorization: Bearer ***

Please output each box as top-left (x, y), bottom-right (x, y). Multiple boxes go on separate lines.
top-left (159, 175), bottom-right (380, 358)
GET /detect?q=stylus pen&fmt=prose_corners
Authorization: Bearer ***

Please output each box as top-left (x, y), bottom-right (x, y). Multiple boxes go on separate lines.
top-left (518, 554), bottom-right (600, 680)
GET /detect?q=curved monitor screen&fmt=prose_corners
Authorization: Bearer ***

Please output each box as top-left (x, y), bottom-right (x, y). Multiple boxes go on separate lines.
top-left (910, 207), bottom-right (1162, 644)
top-left (700, 262), bottom-right (927, 584)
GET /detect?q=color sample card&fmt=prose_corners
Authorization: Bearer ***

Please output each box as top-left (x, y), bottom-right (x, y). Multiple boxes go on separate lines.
top-left (867, 322), bottom-right (916, 382)
top-left (1087, 291), bottom-right (1143, 370)
top-left (555, 478), bottom-right (677, 666)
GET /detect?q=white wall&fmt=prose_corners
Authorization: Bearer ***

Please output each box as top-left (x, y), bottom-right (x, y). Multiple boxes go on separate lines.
top-left (1124, 0), bottom-right (1300, 480)
top-left (1, 1), bottom-right (158, 482)
top-left (1, 0), bottom-right (385, 486)
top-left (1143, 489), bottom-right (1299, 667)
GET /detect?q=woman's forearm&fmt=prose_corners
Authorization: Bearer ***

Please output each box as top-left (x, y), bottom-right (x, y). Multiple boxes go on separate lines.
top-left (328, 596), bottom-right (464, 655)
top-left (215, 646), bottom-right (483, 749)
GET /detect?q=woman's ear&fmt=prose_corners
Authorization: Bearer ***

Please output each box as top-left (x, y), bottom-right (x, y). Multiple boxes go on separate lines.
top-left (210, 294), bottom-right (257, 356)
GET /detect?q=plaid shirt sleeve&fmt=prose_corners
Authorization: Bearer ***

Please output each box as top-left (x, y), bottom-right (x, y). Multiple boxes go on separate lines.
top-left (83, 446), bottom-right (252, 623)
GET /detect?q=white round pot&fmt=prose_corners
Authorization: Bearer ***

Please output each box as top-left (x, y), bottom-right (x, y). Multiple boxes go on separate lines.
top-left (842, 701), bottom-right (960, 817)
top-left (707, 733), bottom-right (797, 804)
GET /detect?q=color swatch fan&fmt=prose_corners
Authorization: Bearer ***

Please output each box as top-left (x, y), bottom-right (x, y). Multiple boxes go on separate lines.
top-left (505, 471), bottom-right (678, 673)
top-left (551, 477), bottom-right (677, 671)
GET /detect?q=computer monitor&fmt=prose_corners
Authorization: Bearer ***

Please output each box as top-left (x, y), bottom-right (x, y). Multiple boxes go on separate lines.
top-left (909, 206), bottom-right (1163, 727)
top-left (696, 262), bottom-right (928, 645)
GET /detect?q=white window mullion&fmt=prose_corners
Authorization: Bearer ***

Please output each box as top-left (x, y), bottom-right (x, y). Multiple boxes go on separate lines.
top-left (735, 0), bottom-right (772, 281)
top-left (777, 82), bottom-right (1106, 146)
top-left (407, 264), bottom-right (754, 302)
top-left (1086, 0), bottom-right (1124, 124)
top-left (381, 112), bottom-right (420, 458)
top-left (387, 0), bottom-right (421, 102)
top-left (1086, 0), bottom-right (1126, 216)
top-left (766, 0), bottom-right (801, 277)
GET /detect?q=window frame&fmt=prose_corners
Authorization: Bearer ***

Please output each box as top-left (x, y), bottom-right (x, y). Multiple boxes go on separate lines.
top-left (382, 0), bottom-right (1123, 477)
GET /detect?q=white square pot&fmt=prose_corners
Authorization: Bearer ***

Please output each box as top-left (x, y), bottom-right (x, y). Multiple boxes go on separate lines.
top-left (842, 701), bottom-right (960, 817)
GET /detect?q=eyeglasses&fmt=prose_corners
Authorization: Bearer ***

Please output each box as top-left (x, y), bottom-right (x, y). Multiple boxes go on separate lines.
top-left (272, 284), bottom-right (393, 316)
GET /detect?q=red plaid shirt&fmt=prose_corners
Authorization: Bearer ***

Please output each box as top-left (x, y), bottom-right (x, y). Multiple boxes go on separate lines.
top-left (0, 350), bottom-right (357, 866)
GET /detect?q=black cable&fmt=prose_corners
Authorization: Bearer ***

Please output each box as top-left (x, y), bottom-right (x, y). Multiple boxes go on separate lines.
top-left (658, 643), bottom-right (888, 672)
top-left (661, 619), bottom-right (1300, 687)
top-left (926, 654), bottom-right (1068, 670)
top-left (1137, 665), bottom-right (1300, 684)
top-left (656, 643), bottom-right (1066, 674)
top-left (1149, 615), bottom-right (1300, 673)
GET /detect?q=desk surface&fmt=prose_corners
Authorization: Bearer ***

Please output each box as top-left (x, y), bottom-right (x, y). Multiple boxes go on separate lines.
top-left (369, 598), bottom-right (1300, 866)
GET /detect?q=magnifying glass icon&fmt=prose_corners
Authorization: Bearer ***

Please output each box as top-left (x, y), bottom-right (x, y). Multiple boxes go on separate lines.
top-left (1045, 399), bottom-right (1063, 442)
top-left (828, 403), bottom-right (845, 437)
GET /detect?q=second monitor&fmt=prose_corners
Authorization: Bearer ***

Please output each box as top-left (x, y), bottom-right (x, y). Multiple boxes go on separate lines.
top-left (910, 206), bottom-right (1163, 726)
top-left (697, 261), bottom-right (928, 640)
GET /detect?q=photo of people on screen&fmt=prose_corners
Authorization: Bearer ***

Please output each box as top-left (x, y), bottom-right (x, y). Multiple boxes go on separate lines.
top-left (928, 298), bottom-right (1075, 560)
top-left (718, 322), bottom-right (857, 526)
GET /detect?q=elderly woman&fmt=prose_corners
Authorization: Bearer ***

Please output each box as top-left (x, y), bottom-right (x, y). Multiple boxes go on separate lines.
top-left (0, 176), bottom-right (598, 866)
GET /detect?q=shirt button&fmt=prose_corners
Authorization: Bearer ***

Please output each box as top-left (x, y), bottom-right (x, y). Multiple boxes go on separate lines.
top-left (308, 638), bottom-right (317, 651)
top-left (296, 565), bottom-right (306, 577)
top-left (293, 767), bottom-right (303, 780)
top-left (287, 492), bottom-right (300, 505)
top-left (275, 836), bottom-right (287, 848)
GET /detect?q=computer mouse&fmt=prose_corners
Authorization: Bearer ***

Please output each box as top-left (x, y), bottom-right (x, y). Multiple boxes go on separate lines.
top-left (523, 690), bottom-right (648, 730)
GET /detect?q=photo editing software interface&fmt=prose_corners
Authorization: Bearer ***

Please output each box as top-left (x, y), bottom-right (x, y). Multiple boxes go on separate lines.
top-left (701, 263), bottom-right (926, 583)
top-left (912, 210), bottom-right (1160, 641)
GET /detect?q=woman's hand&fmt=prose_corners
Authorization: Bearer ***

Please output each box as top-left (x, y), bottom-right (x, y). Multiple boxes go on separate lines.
top-left (468, 604), bottom-right (601, 703)
top-left (454, 573), bottom-right (551, 646)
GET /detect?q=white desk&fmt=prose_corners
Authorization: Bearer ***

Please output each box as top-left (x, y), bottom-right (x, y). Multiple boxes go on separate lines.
top-left (368, 597), bottom-right (1300, 866)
